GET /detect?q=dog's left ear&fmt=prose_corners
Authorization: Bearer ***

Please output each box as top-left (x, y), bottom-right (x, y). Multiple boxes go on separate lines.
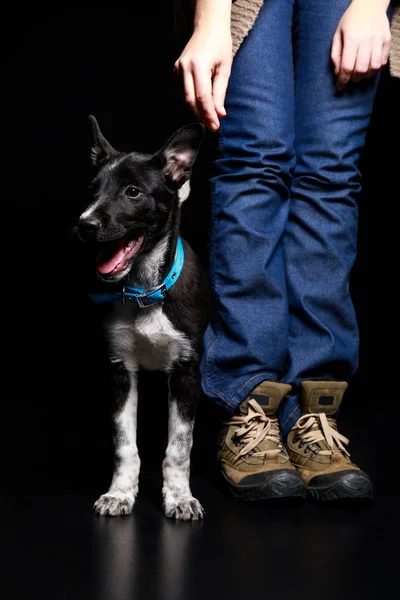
top-left (156, 124), bottom-right (205, 191)
top-left (89, 115), bottom-right (118, 166)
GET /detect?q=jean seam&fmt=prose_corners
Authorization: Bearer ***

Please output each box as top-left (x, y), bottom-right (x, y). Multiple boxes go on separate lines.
top-left (205, 318), bottom-right (230, 405)
top-left (204, 128), bottom-right (231, 406)
top-left (281, 405), bottom-right (299, 428)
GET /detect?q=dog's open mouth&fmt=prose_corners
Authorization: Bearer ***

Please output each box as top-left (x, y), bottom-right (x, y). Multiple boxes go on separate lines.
top-left (96, 235), bottom-right (144, 275)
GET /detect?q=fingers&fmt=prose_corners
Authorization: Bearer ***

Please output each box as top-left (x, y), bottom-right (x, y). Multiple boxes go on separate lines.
top-left (351, 39), bottom-right (371, 82)
top-left (332, 6), bottom-right (391, 91)
top-left (366, 36), bottom-right (384, 78)
top-left (212, 65), bottom-right (231, 117)
top-left (335, 28), bottom-right (391, 89)
top-left (336, 36), bottom-right (358, 90)
top-left (175, 59), bottom-right (220, 131)
top-left (382, 31), bottom-right (391, 66)
top-left (331, 30), bottom-right (343, 76)
top-left (180, 65), bottom-right (197, 115)
top-left (192, 65), bottom-right (220, 130)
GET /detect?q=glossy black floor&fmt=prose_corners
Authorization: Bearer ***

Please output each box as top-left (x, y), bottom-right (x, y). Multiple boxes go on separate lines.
top-left (2, 372), bottom-right (399, 600)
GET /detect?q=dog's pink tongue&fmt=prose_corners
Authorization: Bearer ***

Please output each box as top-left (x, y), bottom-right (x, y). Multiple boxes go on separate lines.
top-left (97, 240), bottom-right (126, 274)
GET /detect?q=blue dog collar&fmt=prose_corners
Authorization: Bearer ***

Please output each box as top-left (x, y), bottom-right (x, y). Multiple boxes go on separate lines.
top-left (89, 237), bottom-right (184, 308)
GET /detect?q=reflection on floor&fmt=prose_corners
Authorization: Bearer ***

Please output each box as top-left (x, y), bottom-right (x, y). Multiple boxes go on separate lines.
top-left (1, 380), bottom-right (398, 599)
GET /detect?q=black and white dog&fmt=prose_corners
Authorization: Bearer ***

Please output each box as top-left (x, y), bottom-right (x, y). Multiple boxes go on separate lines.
top-left (77, 116), bottom-right (207, 519)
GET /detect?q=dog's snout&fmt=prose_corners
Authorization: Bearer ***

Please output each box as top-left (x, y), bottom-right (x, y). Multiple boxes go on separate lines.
top-left (78, 215), bottom-right (102, 240)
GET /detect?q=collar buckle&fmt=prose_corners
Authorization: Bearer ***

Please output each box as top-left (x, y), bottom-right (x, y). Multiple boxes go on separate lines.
top-left (136, 295), bottom-right (148, 308)
top-left (136, 283), bottom-right (167, 308)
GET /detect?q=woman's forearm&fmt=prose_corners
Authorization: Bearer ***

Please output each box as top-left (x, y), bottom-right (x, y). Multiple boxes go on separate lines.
top-left (175, 0), bottom-right (233, 130)
top-left (194, 0), bottom-right (232, 32)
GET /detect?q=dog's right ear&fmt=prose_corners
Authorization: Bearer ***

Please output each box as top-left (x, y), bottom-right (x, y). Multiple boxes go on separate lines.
top-left (88, 115), bottom-right (117, 167)
top-left (156, 123), bottom-right (205, 192)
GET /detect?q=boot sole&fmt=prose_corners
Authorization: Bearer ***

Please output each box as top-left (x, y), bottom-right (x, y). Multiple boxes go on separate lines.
top-left (307, 471), bottom-right (373, 502)
top-left (221, 469), bottom-right (307, 502)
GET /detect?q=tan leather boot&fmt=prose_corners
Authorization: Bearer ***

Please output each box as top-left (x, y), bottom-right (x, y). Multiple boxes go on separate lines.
top-left (286, 381), bottom-right (373, 501)
top-left (218, 381), bottom-right (306, 501)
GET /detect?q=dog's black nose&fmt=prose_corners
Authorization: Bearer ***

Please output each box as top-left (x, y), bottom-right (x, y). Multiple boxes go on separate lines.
top-left (78, 216), bottom-right (102, 240)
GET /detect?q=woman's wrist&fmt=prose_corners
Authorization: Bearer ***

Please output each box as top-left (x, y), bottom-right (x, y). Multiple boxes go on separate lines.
top-left (194, 0), bottom-right (232, 34)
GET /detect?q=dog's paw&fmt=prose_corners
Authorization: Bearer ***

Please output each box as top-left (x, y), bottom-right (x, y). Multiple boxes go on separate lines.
top-left (93, 492), bottom-right (135, 517)
top-left (163, 495), bottom-right (204, 521)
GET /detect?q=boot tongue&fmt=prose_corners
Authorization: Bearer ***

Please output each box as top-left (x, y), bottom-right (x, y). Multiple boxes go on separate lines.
top-left (300, 381), bottom-right (348, 416)
top-left (239, 381), bottom-right (292, 417)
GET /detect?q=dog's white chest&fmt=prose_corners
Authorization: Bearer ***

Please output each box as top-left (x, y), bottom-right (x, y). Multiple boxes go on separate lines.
top-left (107, 304), bottom-right (192, 372)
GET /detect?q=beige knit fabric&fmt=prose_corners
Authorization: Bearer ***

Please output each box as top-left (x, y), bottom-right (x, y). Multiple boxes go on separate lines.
top-left (390, 5), bottom-right (400, 77)
top-left (174, 1), bottom-right (400, 78)
top-left (231, 0), bottom-right (264, 55)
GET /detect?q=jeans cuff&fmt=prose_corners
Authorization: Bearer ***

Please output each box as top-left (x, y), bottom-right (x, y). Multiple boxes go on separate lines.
top-left (201, 372), bottom-right (277, 415)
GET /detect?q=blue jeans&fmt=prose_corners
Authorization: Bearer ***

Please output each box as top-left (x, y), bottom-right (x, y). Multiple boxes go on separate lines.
top-left (201, 0), bottom-right (385, 435)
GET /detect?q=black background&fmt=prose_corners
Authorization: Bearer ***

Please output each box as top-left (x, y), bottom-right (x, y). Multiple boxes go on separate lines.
top-left (6, 0), bottom-right (400, 486)
top-left (2, 3), bottom-right (399, 599)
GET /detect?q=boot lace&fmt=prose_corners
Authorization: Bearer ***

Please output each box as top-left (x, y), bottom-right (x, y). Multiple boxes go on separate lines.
top-left (294, 413), bottom-right (350, 457)
top-left (226, 399), bottom-right (283, 462)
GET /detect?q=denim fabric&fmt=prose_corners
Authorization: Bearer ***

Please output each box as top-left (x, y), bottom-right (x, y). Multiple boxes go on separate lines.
top-left (201, 0), bottom-right (384, 435)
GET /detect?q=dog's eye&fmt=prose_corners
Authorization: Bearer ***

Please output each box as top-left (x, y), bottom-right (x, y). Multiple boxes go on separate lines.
top-left (125, 186), bottom-right (140, 199)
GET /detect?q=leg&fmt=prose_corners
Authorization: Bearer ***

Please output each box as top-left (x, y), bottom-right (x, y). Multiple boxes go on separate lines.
top-left (280, 0), bottom-right (385, 434)
top-left (163, 363), bottom-right (203, 520)
top-left (200, 0), bottom-right (296, 412)
top-left (93, 360), bottom-right (140, 516)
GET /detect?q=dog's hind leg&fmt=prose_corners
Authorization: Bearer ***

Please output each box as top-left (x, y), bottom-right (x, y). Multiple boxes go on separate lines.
top-left (93, 359), bottom-right (140, 516)
top-left (162, 363), bottom-right (204, 520)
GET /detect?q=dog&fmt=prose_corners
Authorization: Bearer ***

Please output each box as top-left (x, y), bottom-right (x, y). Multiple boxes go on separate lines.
top-left (77, 116), bottom-right (207, 519)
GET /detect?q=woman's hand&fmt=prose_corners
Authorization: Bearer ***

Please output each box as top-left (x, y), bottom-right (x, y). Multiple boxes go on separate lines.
top-left (331, 0), bottom-right (391, 90)
top-left (174, 24), bottom-right (233, 131)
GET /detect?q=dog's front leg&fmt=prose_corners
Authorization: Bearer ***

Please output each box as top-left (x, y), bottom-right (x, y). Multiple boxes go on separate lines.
top-left (94, 360), bottom-right (140, 516)
top-left (163, 363), bottom-right (204, 520)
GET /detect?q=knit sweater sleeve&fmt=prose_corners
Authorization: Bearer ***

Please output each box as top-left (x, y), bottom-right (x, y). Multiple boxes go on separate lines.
top-left (390, 4), bottom-right (400, 78)
top-left (230, 0), bottom-right (264, 55)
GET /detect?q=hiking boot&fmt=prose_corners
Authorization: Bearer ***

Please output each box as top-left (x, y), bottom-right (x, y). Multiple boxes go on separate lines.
top-left (286, 381), bottom-right (373, 501)
top-left (218, 381), bottom-right (306, 501)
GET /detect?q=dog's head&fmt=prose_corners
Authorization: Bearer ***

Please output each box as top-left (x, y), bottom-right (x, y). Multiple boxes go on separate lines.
top-left (77, 116), bottom-right (204, 282)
